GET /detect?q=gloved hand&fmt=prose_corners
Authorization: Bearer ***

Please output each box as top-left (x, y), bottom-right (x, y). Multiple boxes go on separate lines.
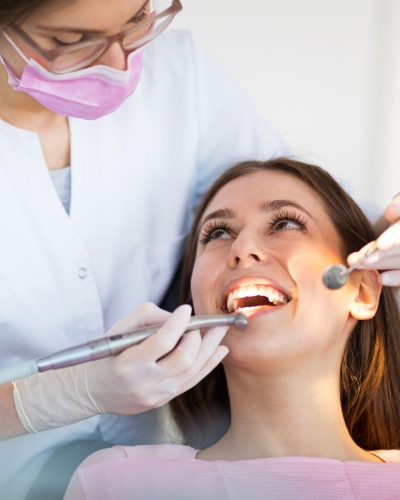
top-left (348, 193), bottom-right (400, 286)
top-left (13, 303), bottom-right (229, 432)
top-left (85, 303), bottom-right (229, 415)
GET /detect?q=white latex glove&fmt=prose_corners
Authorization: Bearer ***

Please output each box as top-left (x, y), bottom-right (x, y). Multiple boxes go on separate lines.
top-left (85, 303), bottom-right (229, 415)
top-left (348, 193), bottom-right (400, 286)
top-left (13, 303), bottom-right (229, 432)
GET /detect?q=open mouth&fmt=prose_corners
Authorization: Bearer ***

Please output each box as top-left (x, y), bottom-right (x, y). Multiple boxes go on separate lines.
top-left (223, 284), bottom-right (290, 315)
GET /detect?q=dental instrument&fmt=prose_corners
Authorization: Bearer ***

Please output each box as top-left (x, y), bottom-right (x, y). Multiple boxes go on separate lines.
top-left (322, 264), bottom-right (356, 289)
top-left (322, 242), bottom-right (378, 290)
top-left (0, 313), bottom-right (248, 384)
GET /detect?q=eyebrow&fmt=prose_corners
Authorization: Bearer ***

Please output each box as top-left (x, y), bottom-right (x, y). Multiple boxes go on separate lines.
top-left (260, 199), bottom-right (314, 220)
top-left (36, 0), bottom-right (149, 34)
top-left (200, 199), bottom-right (315, 227)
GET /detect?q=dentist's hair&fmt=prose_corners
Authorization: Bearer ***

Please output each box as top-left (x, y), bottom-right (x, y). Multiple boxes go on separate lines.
top-left (171, 157), bottom-right (400, 451)
top-left (0, 1), bottom-right (66, 27)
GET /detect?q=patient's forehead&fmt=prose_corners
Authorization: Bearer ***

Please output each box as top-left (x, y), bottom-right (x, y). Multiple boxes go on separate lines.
top-left (205, 170), bottom-right (324, 215)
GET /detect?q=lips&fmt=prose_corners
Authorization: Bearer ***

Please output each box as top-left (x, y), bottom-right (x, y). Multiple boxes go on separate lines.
top-left (220, 278), bottom-right (292, 314)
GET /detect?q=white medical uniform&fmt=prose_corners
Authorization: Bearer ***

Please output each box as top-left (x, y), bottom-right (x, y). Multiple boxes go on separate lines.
top-left (0, 30), bottom-right (286, 498)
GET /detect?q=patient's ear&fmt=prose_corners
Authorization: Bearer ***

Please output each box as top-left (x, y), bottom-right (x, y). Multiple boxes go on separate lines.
top-left (349, 270), bottom-right (382, 320)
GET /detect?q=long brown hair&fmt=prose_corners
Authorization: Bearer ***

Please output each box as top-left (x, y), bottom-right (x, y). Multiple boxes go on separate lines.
top-left (171, 157), bottom-right (400, 451)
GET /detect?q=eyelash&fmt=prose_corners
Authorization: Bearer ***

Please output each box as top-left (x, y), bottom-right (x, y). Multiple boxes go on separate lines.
top-left (199, 210), bottom-right (309, 245)
top-left (130, 1), bottom-right (151, 24)
top-left (199, 221), bottom-right (233, 245)
top-left (270, 210), bottom-right (309, 232)
top-left (52, 36), bottom-right (86, 46)
top-left (131, 9), bottom-right (148, 24)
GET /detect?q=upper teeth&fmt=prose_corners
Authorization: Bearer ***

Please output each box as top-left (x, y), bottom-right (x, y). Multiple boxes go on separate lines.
top-left (226, 285), bottom-right (289, 312)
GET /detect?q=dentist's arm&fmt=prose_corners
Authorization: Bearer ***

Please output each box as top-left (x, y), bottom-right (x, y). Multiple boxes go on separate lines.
top-left (4, 303), bottom-right (229, 435)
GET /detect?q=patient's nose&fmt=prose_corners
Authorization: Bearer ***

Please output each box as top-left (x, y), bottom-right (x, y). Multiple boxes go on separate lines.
top-left (228, 233), bottom-right (268, 269)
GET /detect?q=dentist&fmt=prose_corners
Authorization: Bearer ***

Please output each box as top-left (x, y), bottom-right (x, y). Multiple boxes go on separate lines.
top-left (0, 0), bottom-right (286, 497)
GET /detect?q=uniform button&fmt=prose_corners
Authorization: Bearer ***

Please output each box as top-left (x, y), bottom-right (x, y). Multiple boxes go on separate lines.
top-left (78, 267), bottom-right (88, 279)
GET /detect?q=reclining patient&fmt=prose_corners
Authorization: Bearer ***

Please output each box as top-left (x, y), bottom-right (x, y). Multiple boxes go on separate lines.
top-left (65, 158), bottom-right (400, 499)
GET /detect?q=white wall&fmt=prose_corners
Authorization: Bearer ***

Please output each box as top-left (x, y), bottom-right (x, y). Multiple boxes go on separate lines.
top-left (174, 0), bottom-right (400, 209)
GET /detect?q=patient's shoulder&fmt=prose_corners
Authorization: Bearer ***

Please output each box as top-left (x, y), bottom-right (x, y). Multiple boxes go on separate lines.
top-left (79, 444), bottom-right (197, 469)
top-left (373, 449), bottom-right (400, 463)
top-left (65, 445), bottom-right (198, 499)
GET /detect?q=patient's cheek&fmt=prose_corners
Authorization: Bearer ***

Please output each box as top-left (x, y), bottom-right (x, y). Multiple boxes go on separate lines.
top-left (190, 268), bottom-right (207, 314)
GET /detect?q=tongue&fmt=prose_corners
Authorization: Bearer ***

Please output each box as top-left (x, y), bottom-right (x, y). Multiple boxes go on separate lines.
top-left (237, 295), bottom-right (274, 308)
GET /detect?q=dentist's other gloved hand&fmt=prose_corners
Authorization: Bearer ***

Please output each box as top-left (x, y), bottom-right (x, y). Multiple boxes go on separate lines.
top-left (348, 193), bottom-right (400, 286)
top-left (13, 303), bottom-right (229, 432)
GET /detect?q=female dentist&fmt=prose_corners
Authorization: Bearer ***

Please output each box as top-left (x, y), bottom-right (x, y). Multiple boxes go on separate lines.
top-left (0, 0), bottom-right (287, 497)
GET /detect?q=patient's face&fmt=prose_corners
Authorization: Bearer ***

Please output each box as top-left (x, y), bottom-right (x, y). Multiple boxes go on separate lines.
top-left (191, 170), bottom-right (358, 372)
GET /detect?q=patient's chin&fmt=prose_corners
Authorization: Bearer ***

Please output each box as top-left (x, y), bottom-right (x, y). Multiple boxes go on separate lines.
top-left (222, 324), bottom-right (292, 369)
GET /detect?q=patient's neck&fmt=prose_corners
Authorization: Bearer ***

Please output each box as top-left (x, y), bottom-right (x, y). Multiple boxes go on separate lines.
top-left (198, 366), bottom-right (374, 462)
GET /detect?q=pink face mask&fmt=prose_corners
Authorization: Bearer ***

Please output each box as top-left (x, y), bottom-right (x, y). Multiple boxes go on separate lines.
top-left (1, 34), bottom-right (143, 120)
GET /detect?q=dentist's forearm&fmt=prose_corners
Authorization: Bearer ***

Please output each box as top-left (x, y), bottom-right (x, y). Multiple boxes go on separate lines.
top-left (0, 383), bottom-right (27, 440)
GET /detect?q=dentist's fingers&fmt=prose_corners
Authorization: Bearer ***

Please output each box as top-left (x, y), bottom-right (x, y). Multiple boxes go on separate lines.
top-left (380, 270), bottom-right (400, 287)
top-left (348, 245), bottom-right (400, 285)
top-left (347, 193), bottom-right (400, 271)
top-left (150, 342), bottom-right (229, 409)
top-left (178, 343), bottom-right (229, 394)
top-left (376, 220), bottom-right (400, 251)
top-left (134, 304), bottom-right (192, 361)
top-left (106, 302), bottom-right (171, 337)
top-left (135, 326), bottom-right (229, 409)
top-left (347, 221), bottom-right (400, 269)
top-left (348, 241), bottom-right (379, 268)
top-left (384, 193), bottom-right (400, 223)
top-left (349, 247), bottom-right (400, 270)
top-left (183, 325), bottom-right (229, 374)
top-left (164, 326), bottom-right (229, 392)
top-left (85, 303), bottom-right (230, 416)
top-left (156, 329), bottom-right (202, 373)
top-left (157, 325), bottom-right (228, 375)
top-left (347, 224), bottom-right (400, 286)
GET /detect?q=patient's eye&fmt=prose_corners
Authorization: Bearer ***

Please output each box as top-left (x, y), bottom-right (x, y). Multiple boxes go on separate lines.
top-left (270, 210), bottom-right (308, 233)
top-left (199, 221), bottom-right (233, 245)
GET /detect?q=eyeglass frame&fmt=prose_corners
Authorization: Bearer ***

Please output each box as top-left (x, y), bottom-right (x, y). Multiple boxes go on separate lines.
top-left (6, 0), bottom-right (182, 73)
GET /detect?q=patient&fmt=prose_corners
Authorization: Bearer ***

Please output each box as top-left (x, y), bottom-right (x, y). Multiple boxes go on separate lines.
top-left (65, 158), bottom-right (400, 499)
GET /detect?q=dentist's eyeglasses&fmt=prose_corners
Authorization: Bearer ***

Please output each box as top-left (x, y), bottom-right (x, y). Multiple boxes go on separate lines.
top-left (7, 0), bottom-right (182, 74)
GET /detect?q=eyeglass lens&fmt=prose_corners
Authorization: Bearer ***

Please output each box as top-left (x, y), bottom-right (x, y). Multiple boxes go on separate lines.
top-left (51, 0), bottom-right (179, 72)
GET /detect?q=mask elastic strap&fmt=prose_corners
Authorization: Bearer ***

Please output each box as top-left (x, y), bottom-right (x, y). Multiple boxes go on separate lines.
top-left (2, 31), bottom-right (29, 63)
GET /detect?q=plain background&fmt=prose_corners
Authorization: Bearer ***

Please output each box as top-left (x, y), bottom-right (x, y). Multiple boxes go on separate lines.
top-left (174, 0), bottom-right (400, 210)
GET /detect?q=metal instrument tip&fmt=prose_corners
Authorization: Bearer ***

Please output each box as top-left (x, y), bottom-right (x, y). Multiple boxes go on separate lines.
top-left (233, 313), bottom-right (248, 330)
top-left (322, 264), bottom-right (349, 289)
